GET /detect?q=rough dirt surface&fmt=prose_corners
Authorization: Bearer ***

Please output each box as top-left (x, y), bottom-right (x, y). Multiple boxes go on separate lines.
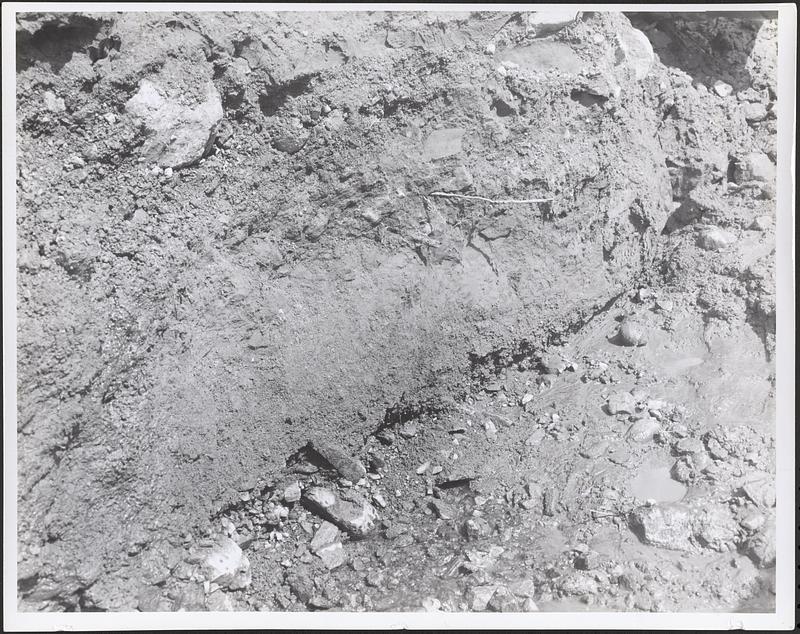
top-left (15, 10), bottom-right (777, 612)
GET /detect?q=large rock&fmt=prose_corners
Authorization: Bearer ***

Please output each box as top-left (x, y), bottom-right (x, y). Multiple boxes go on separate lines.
top-left (125, 79), bottom-right (223, 169)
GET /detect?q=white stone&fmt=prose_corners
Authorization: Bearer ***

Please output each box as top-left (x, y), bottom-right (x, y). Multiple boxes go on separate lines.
top-left (125, 79), bottom-right (223, 169)
top-left (713, 80), bottom-right (733, 97)
top-left (201, 536), bottom-right (251, 590)
top-left (528, 10), bottom-right (580, 36)
top-left (616, 27), bottom-right (654, 81)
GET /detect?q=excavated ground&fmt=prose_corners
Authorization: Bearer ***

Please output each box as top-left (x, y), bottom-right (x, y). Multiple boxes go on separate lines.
top-left (15, 10), bottom-right (778, 613)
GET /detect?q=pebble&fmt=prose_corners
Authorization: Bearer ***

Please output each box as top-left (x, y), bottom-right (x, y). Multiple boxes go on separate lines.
top-left (750, 215), bottom-right (772, 231)
top-left (617, 319), bottom-right (648, 347)
top-left (484, 420), bottom-right (498, 440)
top-left (372, 493), bottom-right (387, 508)
top-left (522, 597), bottom-right (540, 612)
top-left (713, 80), bottom-right (733, 97)
top-left (421, 596), bottom-right (441, 611)
top-left (376, 429), bottom-right (395, 445)
top-left (484, 42), bottom-right (496, 55)
top-left (521, 393), bottom-right (534, 405)
top-left (697, 226), bottom-right (736, 251)
top-left (416, 461), bottom-right (430, 475)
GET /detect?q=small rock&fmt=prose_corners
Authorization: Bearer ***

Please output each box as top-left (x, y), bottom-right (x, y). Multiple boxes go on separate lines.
top-left (137, 586), bottom-right (166, 612)
top-left (615, 27), bottom-right (654, 81)
top-left (628, 503), bottom-right (694, 551)
top-left (508, 579), bottom-right (537, 598)
top-left (742, 519), bottom-right (775, 568)
top-left (627, 416), bottom-right (661, 443)
top-left (365, 570), bottom-right (384, 587)
top-left (464, 517), bottom-right (491, 540)
top-left (316, 542), bottom-right (346, 570)
top-left (376, 429), bottom-right (395, 445)
top-left (488, 586), bottom-right (519, 612)
top-left (310, 521), bottom-right (339, 554)
top-left (739, 508), bottom-right (766, 532)
top-left (484, 42), bottom-right (496, 55)
top-left (372, 492), bottom-right (387, 508)
top-left (749, 215), bottom-right (772, 231)
top-left (311, 440), bottom-right (367, 482)
top-left (742, 102), bottom-right (767, 122)
top-left (283, 481), bottom-right (302, 504)
top-left (521, 393), bottom-right (534, 405)
top-left (273, 131), bottom-right (310, 155)
top-left (303, 487), bottom-right (379, 538)
top-left (398, 422), bottom-right (418, 438)
top-left (528, 10), bottom-right (580, 36)
top-left (558, 572), bottom-right (599, 596)
top-left (484, 420), bottom-right (498, 440)
top-left (579, 441), bottom-right (609, 459)
top-left (713, 80), bottom-right (733, 97)
top-left (605, 391), bottom-right (637, 415)
top-left (423, 128), bottom-right (465, 160)
top-left (43, 90), bottom-right (66, 113)
top-left (673, 437), bottom-right (704, 456)
top-left (199, 536), bottom-right (251, 590)
top-left (421, 596), bottom-right (442, 612)
top-left (697, 226), bottom-right (736, 251)
top-left (416, 461), bottom-right (430, 475)
top-left (125, 79), bottom-right (223, 169)
top-left (430, 499), bottom-right (456, 520)
top-left (734, 152), bottom-right (775, 184)
top-left (522, 597), bottom-right (540, 612)
top-left (617, 319), bottom-right (648, 346)
top-left (655, 298), bottom-right (674, 312)
top-left (206, 590), bottom-right (236, 611)
top-left (468, 585), bottom-right (499, 611)
top-left (525, 429), bottom-right (546, 446)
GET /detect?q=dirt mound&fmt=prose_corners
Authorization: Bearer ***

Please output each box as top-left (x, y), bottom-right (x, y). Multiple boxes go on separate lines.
top-left (15, 10), bottom-right (777, 612)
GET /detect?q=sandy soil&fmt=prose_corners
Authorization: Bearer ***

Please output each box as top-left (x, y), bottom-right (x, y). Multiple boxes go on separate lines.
top-left (15, 10), bottom-right (777, 612)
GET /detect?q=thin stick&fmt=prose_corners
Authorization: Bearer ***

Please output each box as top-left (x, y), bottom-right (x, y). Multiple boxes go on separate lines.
top-left (427, 191), bottom-right (552, 204)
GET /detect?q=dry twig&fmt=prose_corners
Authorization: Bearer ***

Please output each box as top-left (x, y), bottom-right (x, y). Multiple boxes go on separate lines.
top-left (427, 191), bottom-right (552, 204)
